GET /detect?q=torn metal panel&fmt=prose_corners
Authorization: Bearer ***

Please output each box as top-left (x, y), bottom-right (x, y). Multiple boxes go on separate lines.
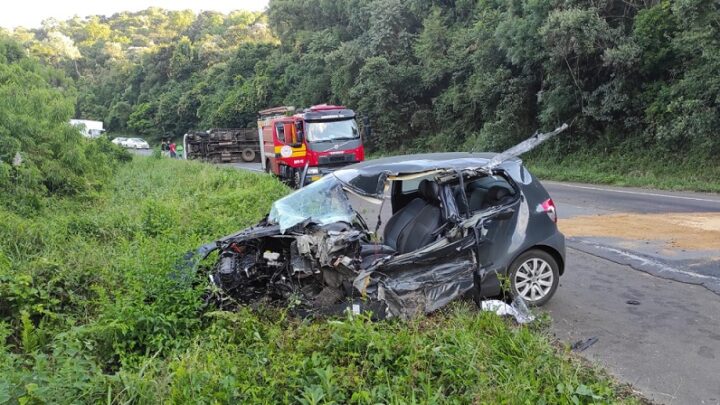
top-left (374, 255), bottom-right (476, 318)
top-left (484, 123), bottom-right (569, 170)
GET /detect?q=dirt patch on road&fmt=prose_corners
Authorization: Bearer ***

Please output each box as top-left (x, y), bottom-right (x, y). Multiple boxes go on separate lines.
top-left (560, 212), bottom-right (720, 250)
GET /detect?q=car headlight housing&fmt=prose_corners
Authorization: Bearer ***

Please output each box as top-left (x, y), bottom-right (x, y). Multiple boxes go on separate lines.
top-left (306, 167), bottom-right (320, 175)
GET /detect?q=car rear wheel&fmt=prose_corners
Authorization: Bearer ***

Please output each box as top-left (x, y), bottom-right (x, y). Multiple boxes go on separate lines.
top-left (509, 249), bottom-right (559, 306)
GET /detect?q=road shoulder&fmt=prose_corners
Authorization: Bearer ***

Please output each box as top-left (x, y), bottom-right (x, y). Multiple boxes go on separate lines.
top-left (545, 248), bottom-right (720, 405)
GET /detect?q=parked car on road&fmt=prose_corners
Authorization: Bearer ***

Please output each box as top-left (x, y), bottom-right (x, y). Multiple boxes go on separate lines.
top-left (111, 137), bottom-right (128, 146)
top-left (190, 125), bottom-right (568, 318)
top-left (124, 138), bottom-right (150, 149)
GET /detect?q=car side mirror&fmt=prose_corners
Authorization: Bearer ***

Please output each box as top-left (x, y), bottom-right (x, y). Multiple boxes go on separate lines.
top-left (494, 208), bottom-right (515, 221)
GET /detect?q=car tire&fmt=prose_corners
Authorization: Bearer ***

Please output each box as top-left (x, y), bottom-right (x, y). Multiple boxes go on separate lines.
top-left (508, 249), bottom-right (559, 307)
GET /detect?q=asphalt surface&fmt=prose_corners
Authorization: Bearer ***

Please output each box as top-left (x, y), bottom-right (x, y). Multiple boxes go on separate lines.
top-left (127, 147), bottom-right (152, 157)
top-left (227, 162), bottom-right (263, 172)
top-left (544, 181), bottom-right (720, 294)
top-left (545, 249), bottom-right (720, 404)
top-left (543, 181), bottom-right (720, 404)
top-left (544, 181), bottom-right (720, 215)
top-left (221, 163), bottom-right (720, 403)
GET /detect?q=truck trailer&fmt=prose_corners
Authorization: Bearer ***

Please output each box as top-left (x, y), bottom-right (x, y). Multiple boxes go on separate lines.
top-left (70, 119), bottom-right (105, 138)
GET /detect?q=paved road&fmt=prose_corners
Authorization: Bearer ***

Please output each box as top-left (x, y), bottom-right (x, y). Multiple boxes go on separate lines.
top-left (544, 181), bottom-right (720, 215)
top-left (546, 249), bottom-right (720, 404)
top-left (127, 147), bottom-right (152, 157)
top-left (545, 181), bottom-right (720, 294)
top-left (226, 162), bottom-right (263, 172)
top-left (543, 181), bottom-right (720, 404)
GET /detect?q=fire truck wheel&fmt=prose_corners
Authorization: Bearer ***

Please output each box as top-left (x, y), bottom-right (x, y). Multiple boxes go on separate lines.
top-left (265, 160), bottom-right (271, 174)
top-left (241, 148), bottom-right (256, 162)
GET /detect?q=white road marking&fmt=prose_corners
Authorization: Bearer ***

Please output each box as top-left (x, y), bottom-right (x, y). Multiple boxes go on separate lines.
top-left (546, 182), bottom-right (720, 204)
top-left (574, 241), bottom-right (720, 282)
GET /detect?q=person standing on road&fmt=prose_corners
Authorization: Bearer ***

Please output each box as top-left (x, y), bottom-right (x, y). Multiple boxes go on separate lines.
top-left (169, 141), bottom-right (177, 158)
top-left (160, 139), bottom-right (168, 157)
top-left (175, 142), bottom-right (184, 159)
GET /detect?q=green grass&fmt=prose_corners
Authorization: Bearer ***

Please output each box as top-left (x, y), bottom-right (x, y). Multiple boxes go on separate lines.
top-left (0, 156), bottom-right (641, 403)
top-left (526, 151), bottom-right (720, 193)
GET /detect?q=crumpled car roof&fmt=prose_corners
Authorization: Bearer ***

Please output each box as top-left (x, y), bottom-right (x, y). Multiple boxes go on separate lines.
top-left (342, 123), bottom-right (569, 177)
top-left (333, 152), bottom-right (524, 197)
top-left (341, 152), bottom-right (516, 175)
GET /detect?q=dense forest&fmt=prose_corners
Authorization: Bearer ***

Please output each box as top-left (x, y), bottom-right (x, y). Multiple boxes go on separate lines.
top-left (3, 0), bottom-right (720, 159)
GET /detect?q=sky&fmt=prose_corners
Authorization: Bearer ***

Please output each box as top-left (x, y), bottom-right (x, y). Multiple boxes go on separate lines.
top-left (0, 0), bottom-right (270, 29)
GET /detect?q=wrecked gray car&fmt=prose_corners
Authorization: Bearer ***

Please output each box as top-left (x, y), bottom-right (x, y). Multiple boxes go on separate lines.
top-left (194, 125), bottom-right (568, 318)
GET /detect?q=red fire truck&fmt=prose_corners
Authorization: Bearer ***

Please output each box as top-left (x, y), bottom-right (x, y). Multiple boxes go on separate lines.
top-left (257, 104), bottom-right (367, 186)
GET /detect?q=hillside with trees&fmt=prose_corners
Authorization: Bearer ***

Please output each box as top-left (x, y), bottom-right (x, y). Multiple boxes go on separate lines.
top-left (5, 0), bottom-right (720, 165)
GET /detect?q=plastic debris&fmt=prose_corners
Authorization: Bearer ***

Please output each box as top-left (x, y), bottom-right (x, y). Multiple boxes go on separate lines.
top-left (480, 297), bottom-right (535, 324)
top-left (571, 336), bottom-right (599, 352)
top-left (12, 152), bottom-right (23, 167)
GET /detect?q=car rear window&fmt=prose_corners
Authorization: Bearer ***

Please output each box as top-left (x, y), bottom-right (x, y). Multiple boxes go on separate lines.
top-left (401, 174), bottom-right (436, 194)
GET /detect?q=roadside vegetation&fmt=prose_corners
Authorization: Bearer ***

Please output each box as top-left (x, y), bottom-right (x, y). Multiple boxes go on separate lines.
top-left (527, 151), bottom-right (720, 193)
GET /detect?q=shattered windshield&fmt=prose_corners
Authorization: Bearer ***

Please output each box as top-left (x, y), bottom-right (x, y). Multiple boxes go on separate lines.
top-left (268, 176), bottom-right (356, 232)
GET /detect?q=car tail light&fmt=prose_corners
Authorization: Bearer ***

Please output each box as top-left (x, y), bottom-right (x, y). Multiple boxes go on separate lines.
top-left (539, 198), bottom-right (557, 223)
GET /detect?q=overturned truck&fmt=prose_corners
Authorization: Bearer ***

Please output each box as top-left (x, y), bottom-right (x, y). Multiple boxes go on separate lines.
top-left (191, 125), bottom-right (569, 318)
top-left (184, 128), bottom-right (260, 163)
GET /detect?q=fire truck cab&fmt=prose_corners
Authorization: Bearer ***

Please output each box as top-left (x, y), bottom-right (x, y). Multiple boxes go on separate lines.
top-left (257, 104), bottom-right (366, 187)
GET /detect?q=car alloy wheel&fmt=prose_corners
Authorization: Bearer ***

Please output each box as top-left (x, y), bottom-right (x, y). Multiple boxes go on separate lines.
top-left (509, 249), bottom-right (559, 306)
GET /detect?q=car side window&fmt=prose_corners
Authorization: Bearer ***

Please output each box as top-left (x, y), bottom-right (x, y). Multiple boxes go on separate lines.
top-left (458, 175), bottom-right (516, 214)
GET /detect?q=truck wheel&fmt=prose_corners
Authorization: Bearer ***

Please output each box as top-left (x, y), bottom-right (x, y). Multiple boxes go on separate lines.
top-left (293, 170), bottom-right (301, 188)
top-left (265, 160), bottom-right (271, 174)
top-left (241, 148), bottom-right (256, 162)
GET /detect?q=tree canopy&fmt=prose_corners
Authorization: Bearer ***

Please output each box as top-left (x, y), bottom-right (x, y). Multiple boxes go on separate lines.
top-left (7, 1), bottom-right (720, 159)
